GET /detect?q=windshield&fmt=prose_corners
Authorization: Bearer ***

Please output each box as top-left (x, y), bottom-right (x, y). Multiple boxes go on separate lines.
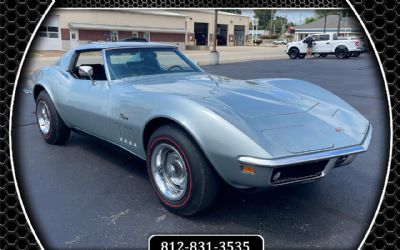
top-left (105, 47), bottom-right (200, 80)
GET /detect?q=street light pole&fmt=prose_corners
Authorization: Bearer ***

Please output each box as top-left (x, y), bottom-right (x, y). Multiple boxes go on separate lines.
top-left (337, 11), bottom-right (341, 35)
top-left (209, 10), bottom-right (219, 65)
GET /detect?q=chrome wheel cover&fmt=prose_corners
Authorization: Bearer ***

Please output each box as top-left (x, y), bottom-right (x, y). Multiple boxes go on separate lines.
top-left (36, 100), bottom-right (51, 135)
top-left (150, 143), bottom-right (188, 201)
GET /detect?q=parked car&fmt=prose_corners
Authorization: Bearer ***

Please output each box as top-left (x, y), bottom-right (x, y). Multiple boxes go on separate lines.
top-left (27, 42), bottom-right (372, 215)
top-left (120, 37), bottom-right (148, 42)
top-left (272, 39), bottom-right (288, 45)
top-left (286, 33), bottom-right (363, 59)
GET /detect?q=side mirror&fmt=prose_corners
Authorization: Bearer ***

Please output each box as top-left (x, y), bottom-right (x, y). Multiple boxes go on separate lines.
top-left (78, 65), bottom-right (96, 85)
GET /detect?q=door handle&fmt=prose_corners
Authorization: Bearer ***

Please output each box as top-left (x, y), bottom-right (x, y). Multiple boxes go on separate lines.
top-left (326, 42), bottom-right (330, 44)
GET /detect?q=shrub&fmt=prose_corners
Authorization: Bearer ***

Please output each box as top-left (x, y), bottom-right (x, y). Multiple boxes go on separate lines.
top-left (259, 34), bottom-right (280, 40)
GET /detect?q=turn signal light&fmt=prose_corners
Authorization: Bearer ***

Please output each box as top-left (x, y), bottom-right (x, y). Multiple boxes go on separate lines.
top-left (241, 165), bottom-right (255, 174)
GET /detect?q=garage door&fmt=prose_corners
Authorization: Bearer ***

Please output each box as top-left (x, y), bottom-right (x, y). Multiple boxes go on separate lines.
top-left (33, 15), bottom-right (61, 50)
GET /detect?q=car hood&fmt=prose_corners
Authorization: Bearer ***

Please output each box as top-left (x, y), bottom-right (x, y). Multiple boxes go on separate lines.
top-left (128, 73), bottom-right (370, 157)
top-left (132, 73), bottom-right (318, 118)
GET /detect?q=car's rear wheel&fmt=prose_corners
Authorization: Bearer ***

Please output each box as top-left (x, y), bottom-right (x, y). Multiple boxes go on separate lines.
top-left (288, 48), bottom-right (299, 59)
top-left (146, 124), bottom-right (220, 216)
top-left (335, 46), bottom-right (349, 59)
top-left (36, 91), bottom-right (70, 144)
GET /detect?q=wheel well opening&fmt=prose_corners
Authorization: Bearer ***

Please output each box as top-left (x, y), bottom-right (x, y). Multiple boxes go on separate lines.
top-left (335, 45), bottom-right (347, 51)
top-left (143, 117), bottom-right (182, 152)
top-left (33, 85), bottom-right (45, 100)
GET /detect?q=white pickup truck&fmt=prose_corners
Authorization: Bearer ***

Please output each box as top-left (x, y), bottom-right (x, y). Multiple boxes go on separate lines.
top-left (285, 33), bottom-right (363, 59)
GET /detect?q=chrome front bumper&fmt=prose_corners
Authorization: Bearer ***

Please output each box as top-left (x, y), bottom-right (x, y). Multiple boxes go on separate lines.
top-left (238, 125), bottom-right (372, 167)
top-left (234, 125), bottom-right (372, 188)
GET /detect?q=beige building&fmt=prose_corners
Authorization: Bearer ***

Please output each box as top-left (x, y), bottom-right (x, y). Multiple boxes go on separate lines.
top-left (33, 9), bottom-right (249, 51)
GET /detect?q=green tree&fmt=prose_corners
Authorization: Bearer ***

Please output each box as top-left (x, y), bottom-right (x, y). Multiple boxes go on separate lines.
top-left (305, 16), bottom-right (318, 24)
top-left (271, 16), bottom-right (288, 35)
top-left (254, 10), bottom-right (276, 30)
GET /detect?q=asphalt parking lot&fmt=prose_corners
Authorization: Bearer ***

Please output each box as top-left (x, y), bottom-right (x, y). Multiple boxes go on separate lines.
top-left (12, 53), bottom-right (390, 249)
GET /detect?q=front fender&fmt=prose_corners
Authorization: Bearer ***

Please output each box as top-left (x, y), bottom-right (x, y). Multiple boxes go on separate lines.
top-left (134, 94), bottom-right (271, 186)
top-left (30, 67), bottom-right (72, 127)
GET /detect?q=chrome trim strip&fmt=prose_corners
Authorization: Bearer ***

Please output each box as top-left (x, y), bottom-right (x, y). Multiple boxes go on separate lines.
top-left (239, 124), bottom-right (372, 167)
top-left (72, 127), bottom-right (146, 161)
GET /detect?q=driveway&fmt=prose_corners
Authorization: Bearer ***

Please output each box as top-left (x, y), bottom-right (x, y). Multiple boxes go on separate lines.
top-left (12, 53), bottom-right (390, 249)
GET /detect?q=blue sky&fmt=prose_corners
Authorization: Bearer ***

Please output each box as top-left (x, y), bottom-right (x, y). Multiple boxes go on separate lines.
top-left (240, 9), bottom-right (316, 26)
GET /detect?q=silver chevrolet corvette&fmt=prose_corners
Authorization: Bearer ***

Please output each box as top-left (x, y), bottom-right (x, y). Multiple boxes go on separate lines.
top-left (27, 42), bottom-right (372, 215)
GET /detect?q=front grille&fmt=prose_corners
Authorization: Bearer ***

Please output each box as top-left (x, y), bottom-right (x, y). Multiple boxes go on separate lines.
top-left (271, 160), bottom-right (329, 185)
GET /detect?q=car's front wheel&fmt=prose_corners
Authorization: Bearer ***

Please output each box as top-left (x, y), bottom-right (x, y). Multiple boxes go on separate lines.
top-left (146, 124), bottom-right (220, 216)
top-left (288, 48), bottom-right (299, 59)
top-left (36, 91), bottom-right (70, 144)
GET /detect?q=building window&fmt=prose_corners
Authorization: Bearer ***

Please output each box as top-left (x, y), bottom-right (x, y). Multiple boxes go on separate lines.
top-left (38, 26), bottom-right (59, 38)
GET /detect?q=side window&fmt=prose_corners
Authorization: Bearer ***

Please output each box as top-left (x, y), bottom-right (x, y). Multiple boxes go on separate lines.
top-left (319, 35), bottom-right (329, 41)
top-left (73, 50), bottom-right (107, 81)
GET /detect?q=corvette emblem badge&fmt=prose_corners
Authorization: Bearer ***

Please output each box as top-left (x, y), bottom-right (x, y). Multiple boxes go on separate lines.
top-left (335, 127), bottom-right (344, 133)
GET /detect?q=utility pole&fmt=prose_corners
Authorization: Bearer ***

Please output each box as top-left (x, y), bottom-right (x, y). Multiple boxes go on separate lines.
top-left (212, 10), bottom-right (218, 52)
top-left (337, 11), bottom-right (341, 35)
top-left (270, 10), bottom-right (273, 39)
top-left (345, 9), bottom-right (348, 35)
top-left (323, 14), bottom-right (327, 33)
top-left (210, 10), bottom-right (219, 65)
top-left (251, 18), bottom-right (254, 42)
top-left (255, 22), bottom-right (258, 42)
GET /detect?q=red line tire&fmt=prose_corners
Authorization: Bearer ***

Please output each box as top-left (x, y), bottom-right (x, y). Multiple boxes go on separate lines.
top-left (35, 91), bottom-right (70, 145)
top-left (146, 124), bottom-right (220, 216)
